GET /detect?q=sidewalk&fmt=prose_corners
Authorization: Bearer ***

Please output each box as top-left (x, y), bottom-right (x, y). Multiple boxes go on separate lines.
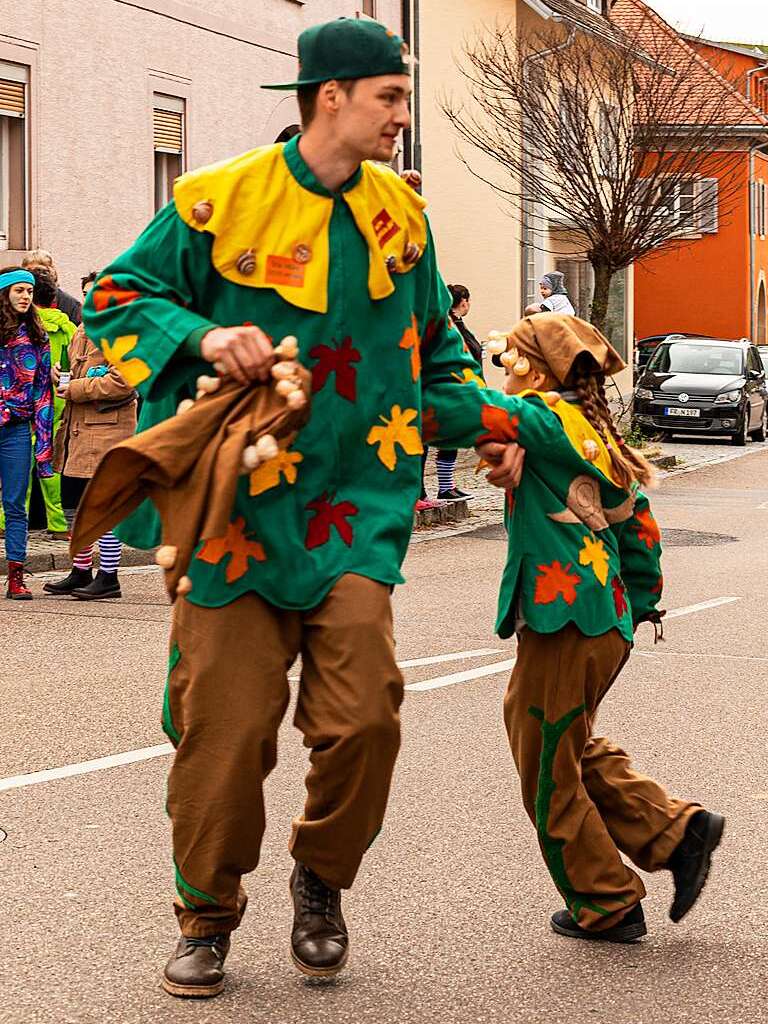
top-left (20, 436), bottom-right (768, 573)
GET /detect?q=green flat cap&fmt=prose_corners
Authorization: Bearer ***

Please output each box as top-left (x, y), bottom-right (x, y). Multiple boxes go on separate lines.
top-left (262, 17), bottom-right (410, 91)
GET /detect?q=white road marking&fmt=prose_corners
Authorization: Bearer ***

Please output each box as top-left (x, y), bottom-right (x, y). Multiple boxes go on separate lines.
top-left (0, 598), bottom-right (741, 791)
top-left (664, 596), bottom-right (740, 619)
top-left (0, 744), bottom-right (173, 793)
top-left (406, 659), bottom-right (515, 692)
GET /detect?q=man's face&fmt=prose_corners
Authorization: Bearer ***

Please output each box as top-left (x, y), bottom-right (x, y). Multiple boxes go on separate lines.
top-left (335, 75), bottom-right (412, 163)
top-left (8, 283), bottom-right (33, 314)
top-left (26, 261), bottom-right (57, 283)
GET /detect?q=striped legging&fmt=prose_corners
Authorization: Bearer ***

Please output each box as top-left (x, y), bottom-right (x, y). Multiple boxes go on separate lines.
top-left (61, 474), bottom-right (122, 573)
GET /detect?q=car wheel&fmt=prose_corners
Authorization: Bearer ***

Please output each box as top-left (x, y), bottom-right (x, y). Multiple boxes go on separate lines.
top-left (750, 404), bottom-right (768, 442)
top-left (731, 409), bottom-right (749, 446)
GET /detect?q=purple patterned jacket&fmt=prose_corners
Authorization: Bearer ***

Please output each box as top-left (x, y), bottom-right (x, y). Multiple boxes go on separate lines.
top-left (0, 324), bottom-right (54, 477)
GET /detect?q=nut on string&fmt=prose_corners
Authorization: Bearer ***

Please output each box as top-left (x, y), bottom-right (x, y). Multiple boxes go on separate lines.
top-left (176, 398), bottom-right (195, 415)
top-left (254, 434), bottom-right (279, 461)
top-left (274, 335), bottom-right (299, 360)
top-left (500, 347), bottom-right (520, 369)
top-left (543, 391), bottom-right (561, 407)
top-left (286, 389), bottom-right (307, 411)
top-left (486, 331), bottom-right (509, 356)
top-left (275, 379), bottom-right (296, 397)
top-left (176, 576), bottom-right (193, 597)
top-left (155, 545), bottom-right (178, 570)
top-left (582, 439), bottom-right (600, 462)
top-left (271, 361), bottom-right (299, 382)
top-left (512, 356), bottom-right (531, 377)
top-left (196, 374), bottom-right (221, 395)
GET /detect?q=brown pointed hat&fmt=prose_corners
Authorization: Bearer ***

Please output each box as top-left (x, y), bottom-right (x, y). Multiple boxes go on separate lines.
top-left (493, 313), bottom-right (625, 384)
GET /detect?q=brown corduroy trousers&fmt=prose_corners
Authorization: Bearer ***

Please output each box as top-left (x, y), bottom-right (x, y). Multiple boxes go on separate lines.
top-left (164, 574), bottom-right (404, 937)
top-left (504, 624), bottom-right (699, 931)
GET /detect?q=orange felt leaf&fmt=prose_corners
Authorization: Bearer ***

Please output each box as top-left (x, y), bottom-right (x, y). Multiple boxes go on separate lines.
top-left (398, 315), bottom-right (421, 381)
top-left (476, 404), bottom-right (520, 445)
top-left (634, 508), bottom-right (661, 550)
top-left (91, 275), bottom-right (141, 312)
top-left (533, 560), bottom-right (581, 606)
top-left (196, 516), bottom-right (266, 583)
top-left (249, 450), bottom-right (303, 497)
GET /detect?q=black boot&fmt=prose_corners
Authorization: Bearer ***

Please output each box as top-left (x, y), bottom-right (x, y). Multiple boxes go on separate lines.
top-left (668, 810), bottom-right (725, 922)
top-left (550, 903), bottom-right (647, 943)
top-left (162, 934), bottom-right (230, 999)
top-left (290, 863), bottom-right (349, 977)
top-left (43, 567), bottom-right (93, 595)
top-left (71, 569), bottom-right (121, 600)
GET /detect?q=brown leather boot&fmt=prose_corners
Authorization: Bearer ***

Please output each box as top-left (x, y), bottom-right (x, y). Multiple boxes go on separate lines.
top-left (6, 561), bottom-right (32, 600)
top-left (161, 934), bottom-right (230, 998)
top-left (290, 863), bottom-right (349, 978)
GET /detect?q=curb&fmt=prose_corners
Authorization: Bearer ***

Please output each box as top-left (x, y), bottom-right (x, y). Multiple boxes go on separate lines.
top-left (25, 543), bottom-right (158, 575)
top-left (413, 499), bottom-right (470, 530)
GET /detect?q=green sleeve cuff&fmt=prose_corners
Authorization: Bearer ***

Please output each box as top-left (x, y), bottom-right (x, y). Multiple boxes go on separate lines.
top-left (184, 325), bottom-right (213, 359)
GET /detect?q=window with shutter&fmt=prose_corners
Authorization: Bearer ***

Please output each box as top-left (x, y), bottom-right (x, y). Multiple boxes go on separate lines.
top-left (153, 94), bottom-right (185, 212)
top-left (696, 177), bottom-right (719, 235)
top-left (0, 60), bottom-right (29, 250)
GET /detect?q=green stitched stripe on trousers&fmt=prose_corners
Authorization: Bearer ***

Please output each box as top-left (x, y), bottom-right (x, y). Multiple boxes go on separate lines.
top-left (174, 858), bottom-right (217, 906)
top-left (162, 644), bottom-right (181, 745)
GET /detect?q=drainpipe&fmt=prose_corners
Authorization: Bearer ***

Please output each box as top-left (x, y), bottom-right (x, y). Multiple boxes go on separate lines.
top-left (749, 139), bottom-right (768, 340)
top-left (401, 0), bottom-right (413, 168)
top-left (520, 27), bottom-right (575, 308)
top-left (412, 0), bottom-right (421, 172)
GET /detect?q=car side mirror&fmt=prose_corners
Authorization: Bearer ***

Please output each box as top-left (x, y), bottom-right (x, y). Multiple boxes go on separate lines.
top-left (749, 368), bottom-right (763, 379)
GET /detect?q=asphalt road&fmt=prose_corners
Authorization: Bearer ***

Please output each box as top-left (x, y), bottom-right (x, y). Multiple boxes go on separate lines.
top-left (2, 443), bottom-right (768, 1024)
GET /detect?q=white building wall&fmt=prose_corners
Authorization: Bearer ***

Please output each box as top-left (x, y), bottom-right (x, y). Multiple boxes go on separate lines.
top-left (0, 0), bottom-right (402, 293)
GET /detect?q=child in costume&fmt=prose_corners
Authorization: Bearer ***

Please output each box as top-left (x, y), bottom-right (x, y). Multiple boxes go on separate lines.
top-left (481, 313), bottom-right (723, 942)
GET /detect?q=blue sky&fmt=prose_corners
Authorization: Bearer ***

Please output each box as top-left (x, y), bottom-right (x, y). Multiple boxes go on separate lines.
top-left (647, 0), bottom-right (767, 45)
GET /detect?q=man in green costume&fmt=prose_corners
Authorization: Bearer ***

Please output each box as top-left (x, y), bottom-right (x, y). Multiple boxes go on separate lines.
top-left (84, 18), bottom-right (524, 998)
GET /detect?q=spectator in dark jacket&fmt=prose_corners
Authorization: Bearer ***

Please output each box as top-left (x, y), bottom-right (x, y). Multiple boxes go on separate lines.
top-left (22, 249), bottom-right (82, 325)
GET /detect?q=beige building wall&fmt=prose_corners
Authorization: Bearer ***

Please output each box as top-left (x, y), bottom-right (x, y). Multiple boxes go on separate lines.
top-left (418, 0), bottom-right (521, 389)
top-left (0, 0), bottom-right (402, 295)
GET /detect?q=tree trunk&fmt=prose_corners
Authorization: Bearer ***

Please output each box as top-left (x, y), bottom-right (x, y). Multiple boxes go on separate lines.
top-left (589, 262), bottom-right (613, 335)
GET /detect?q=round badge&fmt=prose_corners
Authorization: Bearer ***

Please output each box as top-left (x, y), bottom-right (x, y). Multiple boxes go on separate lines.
top-left (293, 244), bottom-right (312, 264)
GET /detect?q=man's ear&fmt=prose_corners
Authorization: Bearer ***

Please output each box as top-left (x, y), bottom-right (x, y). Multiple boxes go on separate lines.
top-left (318, 80), bottom-right (343, 115)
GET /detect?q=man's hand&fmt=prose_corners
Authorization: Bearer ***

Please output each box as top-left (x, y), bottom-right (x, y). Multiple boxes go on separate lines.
top-left (56, 384), bottom-right (70, 400)
top-left (476, 441), bottom-right (526, 491)
top-left (200, 326), bottom-right (275, 385)
top-left (51, 362), bottom-right (61, 388)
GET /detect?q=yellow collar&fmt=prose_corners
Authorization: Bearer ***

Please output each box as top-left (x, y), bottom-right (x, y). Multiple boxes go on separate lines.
top-left (174, 142), bottom-right (428, 314)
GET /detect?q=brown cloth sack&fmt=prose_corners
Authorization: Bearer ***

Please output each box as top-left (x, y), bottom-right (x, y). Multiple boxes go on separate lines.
top-left (70, 367), bottom-right (312, 599)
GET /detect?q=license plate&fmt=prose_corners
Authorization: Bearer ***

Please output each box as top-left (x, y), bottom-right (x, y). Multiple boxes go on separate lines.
top-left (664, 407), bottom-right (700, 418)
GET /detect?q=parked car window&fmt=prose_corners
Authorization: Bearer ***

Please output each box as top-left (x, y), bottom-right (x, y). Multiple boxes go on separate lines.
top-left (758, 346), bottom-right (768, 374)
top-left (647, 343), bottom-right (744, 376)
top-left (748, 348), bottom-right (764, 374)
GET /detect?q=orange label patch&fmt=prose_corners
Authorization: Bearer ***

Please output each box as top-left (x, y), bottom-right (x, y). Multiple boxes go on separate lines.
top-left (265, 255), bottom-right (306, 288)
top-left (372, 208), bottom-right (401, 248)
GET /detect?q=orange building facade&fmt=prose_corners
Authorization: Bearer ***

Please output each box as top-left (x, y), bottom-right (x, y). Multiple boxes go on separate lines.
top-left (629, 26), bottom-right (768, 344)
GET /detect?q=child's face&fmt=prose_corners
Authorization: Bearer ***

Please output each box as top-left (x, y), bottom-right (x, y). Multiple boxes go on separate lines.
top-left (504, 366), bottom-right (548, 396)
top-left (539, 284), bottom-right (552, 299)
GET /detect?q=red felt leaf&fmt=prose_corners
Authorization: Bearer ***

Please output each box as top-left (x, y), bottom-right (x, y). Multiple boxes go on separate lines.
top-left (309, 336), bottom-right (361, 402)
top-left (476, 404), bottom-right (520, 445)
top-left (422, 317), bottom-right (444, 352)
top-left (305, 493), bottom-right (359, 550)
top-left (534, 561), bottom-right (581, 606)
top-left (421, 406), bottom-right (439, 443)
top-left (651, 574), bottom-right (664, 595)
top-left (612, 576), bottom-right (628, 617)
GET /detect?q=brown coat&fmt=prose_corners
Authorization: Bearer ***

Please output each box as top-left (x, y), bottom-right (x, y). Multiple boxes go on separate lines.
top-left (53, 325), bottom-right (138, 478)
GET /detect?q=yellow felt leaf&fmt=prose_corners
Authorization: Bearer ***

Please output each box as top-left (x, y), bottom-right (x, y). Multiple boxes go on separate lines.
top-left (101, 334), bottom-right (151, 388)
top-left (450, 367), bottom-right (486, 388)
top-left (367, 405), bottom-right (423, 471)
top-left (249, 450), bottom-right (304, 496)
top-left (578, 534), bottom-right (610, 587)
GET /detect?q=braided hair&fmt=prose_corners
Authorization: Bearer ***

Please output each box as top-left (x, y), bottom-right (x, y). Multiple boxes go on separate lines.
top-left (570, 353), bottom-right (655, 491)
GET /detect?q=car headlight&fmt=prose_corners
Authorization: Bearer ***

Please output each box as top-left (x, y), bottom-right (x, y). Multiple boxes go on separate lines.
top-left (635, 388), bottom-right (653, 400)
top-left (714, 390), bottom-right (742, 405)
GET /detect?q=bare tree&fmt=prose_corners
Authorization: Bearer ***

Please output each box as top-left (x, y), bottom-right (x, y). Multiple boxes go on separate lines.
top-left (440, 6), bottom-right (756, 333)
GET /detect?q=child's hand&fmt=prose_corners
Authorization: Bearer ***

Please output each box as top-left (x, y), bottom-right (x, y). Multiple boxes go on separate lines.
top-left (476, 441), bottom-right (525, 490)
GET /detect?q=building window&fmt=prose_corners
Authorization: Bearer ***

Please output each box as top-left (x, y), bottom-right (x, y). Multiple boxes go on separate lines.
top-left (153, 94), bottom-right (185, 212)
top-left (586, 0), bottom-right (603, 13)
top-left (0, 61), bottom-right (28, 250)
top-left (362, 0), bottom-right (376, 15)
top-left (641, 176), bottom-right (719, 236)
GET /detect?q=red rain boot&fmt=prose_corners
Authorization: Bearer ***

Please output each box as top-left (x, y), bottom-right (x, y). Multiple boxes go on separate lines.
top-left (6, 561), bottom-right (32, 600)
